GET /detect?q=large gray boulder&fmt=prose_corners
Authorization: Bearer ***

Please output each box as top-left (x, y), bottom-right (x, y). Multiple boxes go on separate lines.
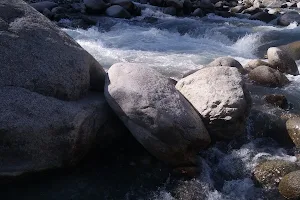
top-left (105, 63), bottom-right (211, 167)
top-left (0, 87), bottom-right (110, 177)
top-left (0, 0), bottom-right (106, 100)
top-left (176, 66), bottom-right (251, 141)
top-left (267, 47), bottom-right (299, 76)
top-left (278, 11), bottom-right (300, 26)
top-left (244, 59), bottom-right (271, 72)
top-left (249, 65), bottom-right (290, 87)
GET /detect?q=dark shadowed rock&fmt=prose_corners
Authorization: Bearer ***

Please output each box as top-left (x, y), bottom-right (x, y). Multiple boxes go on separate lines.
top-left (30, 1), bottom-right (57, 12)
top-left (0, 0), bottom-right (106, 100)
top-left (263, 94), bottom-right (288, 109)
top-left (105, 63), bottom-right (211, 167)
top-left (267, 47), bottom-right (299, 76)
top-left (191, 8), bottom-right (204, 17)
top-left (83, 0), bottom-right (109, 13)
top-left (253, 160), bottom-right (300, 189)
top-left (279, 170), bottom-right (300, 199)
top-left (176, 66), bottom-right (251, 141)
top-left (249, 66), bottom-right (290, 87)
top-left (0, 87), bottom-right (110, 177)
top-left (249, 11), bottom-right (277, 23)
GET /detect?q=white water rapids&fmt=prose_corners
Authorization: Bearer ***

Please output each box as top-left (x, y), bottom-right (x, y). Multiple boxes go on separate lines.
top-left (60, 5), bottom-right (300, 200)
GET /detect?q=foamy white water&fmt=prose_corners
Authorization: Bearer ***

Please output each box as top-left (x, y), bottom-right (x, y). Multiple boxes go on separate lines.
top-left (62, 6), bottom-right (300, 200)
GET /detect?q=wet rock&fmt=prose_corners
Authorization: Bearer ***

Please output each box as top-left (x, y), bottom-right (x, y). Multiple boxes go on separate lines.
top-left (105, 5), bottom-right (132, 19)
top-left (83, 0), bottom-right (109, 13)
top-left (0, 87), bottom-right (111, 177)
top-left (191, 8), bottom-right (204, 17)
top-left (0, 0), bottom-right (106, 100)
top-left (267, 47), bottom-right (299, 76)
top-left (249, 66), bottom-right (290, 87)
top-left (260, 0), bottom-right (285, 8)
top-left (263, 94), bottom-right (288, 109)
top-left (278, 11), bottom-right (300, 26)
top-left (249, 106), bottom-right (293, 146)
top-left (277, 41), bottom-right (300, 61)
top-left (176, 66), bottom-right (251, 141)
top-left (166, 0), bottom-right (184, 9)
top-left (207, 56), bottom-right (246, 74)
top-left (253, 160), bottom-right (300, 189)
top-left (149, 0), bottom-right (164, 6)
top-left (30, 1), bottom-right (58, 12)
top-left (105, 63), bottom-right (211, 167)
top-left (249, 11), bottom-right (277, 23)
top-left (183, 0), bottom-right (193, 14)
top-left (244, 59), bottom-right (271, 72)
top-left (286, 117), bottom-right (300, 148)
top-left (279, 170), bottom-right (300, 199)
top-left (230, 5), bottom-right (245, 13)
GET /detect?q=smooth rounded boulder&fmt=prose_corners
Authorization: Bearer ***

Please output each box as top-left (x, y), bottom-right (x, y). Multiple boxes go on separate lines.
top-left (253, 160), bottom-right (300, 189)
top-left (206, 57), bottom-right (246, 74)
top-left (176, 66), bottom-right (251, 141)
top-left (267, 47), bottom-right (299, 76)
top-left (0, 0), bottom-right (106, 100)
top-left (105, 63), bottom-right (211, 167)
top-left (279, 170), bottom-right (300, 199)
top-left (30, 1), bottom-right (58, 12)
top-left (0, 87), bottom-right (110, 177)
top-left (249, 66), bottom-right (290, 87)
top-left (84, 0), bottom-right (109, 12)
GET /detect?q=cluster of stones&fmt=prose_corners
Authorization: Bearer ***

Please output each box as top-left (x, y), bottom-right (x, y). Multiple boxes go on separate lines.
top-left (25, 0), bottom-right (300, 30)
top-left (2, 0), bottom-right (300, 199)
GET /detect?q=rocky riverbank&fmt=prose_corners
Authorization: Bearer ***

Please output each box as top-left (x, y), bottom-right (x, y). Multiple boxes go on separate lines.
top-left (2, 0), bottom-right (300, 199)
top-left (24, 0), bottom-right (300, 29)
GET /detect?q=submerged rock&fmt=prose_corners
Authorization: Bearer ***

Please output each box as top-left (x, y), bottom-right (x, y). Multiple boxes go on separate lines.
top-left (176, 66), bottom-right (251, 141)
top-left (206, 56), bottom-right (246, 74)
top-left (278, 11), bottom-right (300, 26)
top-left (105, 63), bottom-right (211, 167)
top-left (253, 160), bottom-right (300, 189)
top-left (105, 5), bottom-right (132, 18)
top-left (191, 8), bottom-right (204, 17)
top-left (0, 0), bottom-right (106, 100)
top-left (0, 87), bottom-right (110, 177)
top-left (267, 47), bottom-right (299, 76)
top-left (248, 66), bottom-right (289, 87)
top-left (286, 117), bottom-right (300, 148)
top-left (279, 170), bottom-right (300, 199)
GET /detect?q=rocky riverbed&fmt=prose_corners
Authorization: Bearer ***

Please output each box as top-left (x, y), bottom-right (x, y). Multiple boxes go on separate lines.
top-left (1, 0), bottom-right (300, 199)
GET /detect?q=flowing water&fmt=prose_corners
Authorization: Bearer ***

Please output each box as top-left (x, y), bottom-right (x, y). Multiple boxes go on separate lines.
top-left (3, 5), bottom-right (300, 200)
top-left (62, 5), bottom-right (300, 200)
